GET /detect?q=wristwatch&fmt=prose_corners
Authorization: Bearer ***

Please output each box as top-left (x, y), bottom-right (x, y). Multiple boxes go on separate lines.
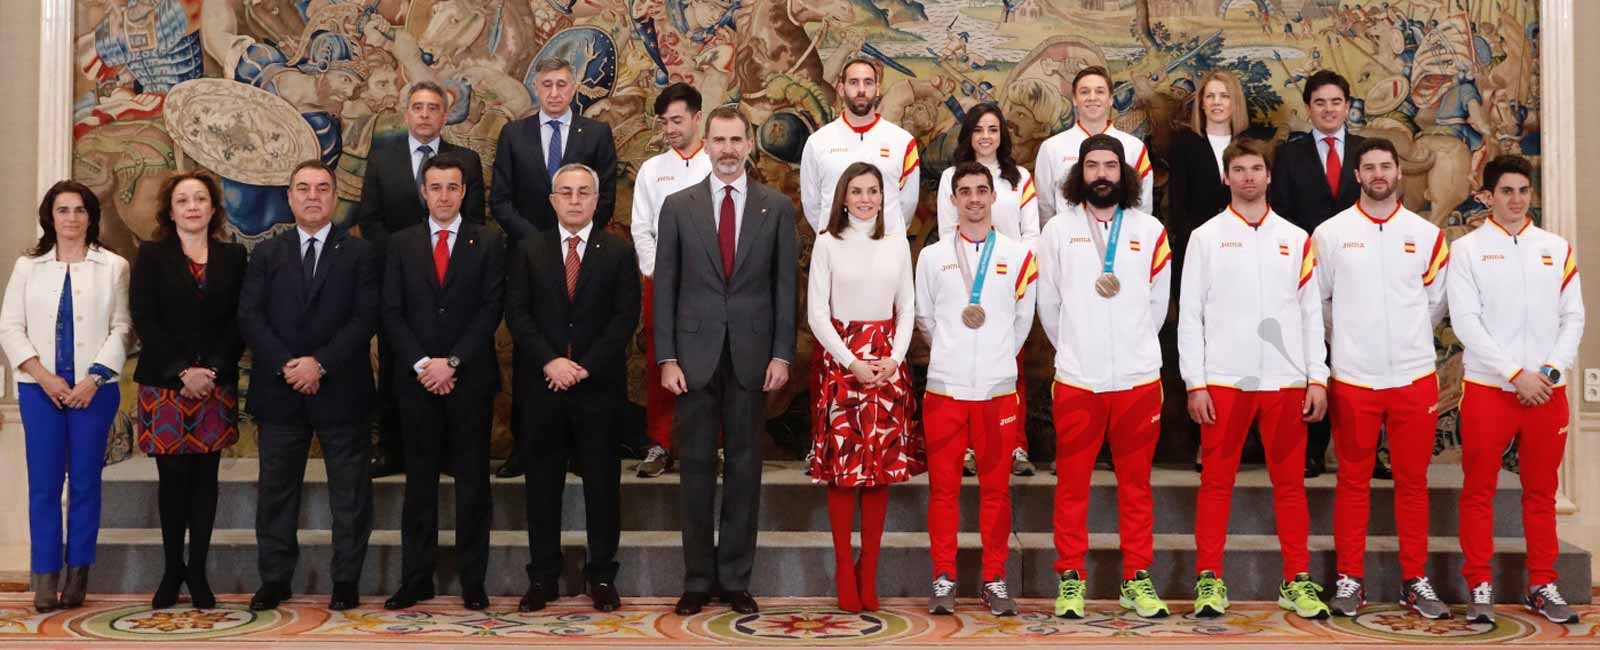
top-left (447, 356), bottom-right (461, 369)
top-left (1540, 365), bottom-right (1561, 383)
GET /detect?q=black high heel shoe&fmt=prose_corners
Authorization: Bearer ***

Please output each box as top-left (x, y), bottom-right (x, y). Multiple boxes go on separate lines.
top-left (152, 564), bottom-right (185, 609)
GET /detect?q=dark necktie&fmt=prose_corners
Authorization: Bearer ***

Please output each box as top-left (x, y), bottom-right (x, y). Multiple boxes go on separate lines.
top-left (546, 120), bottom-right (564, 180)
top-left (302, 237), bottom-right (318, 287)
top-left (719, 186), bottom-right (736, 281)
top-left (416, 144), bottom-right (434, 196)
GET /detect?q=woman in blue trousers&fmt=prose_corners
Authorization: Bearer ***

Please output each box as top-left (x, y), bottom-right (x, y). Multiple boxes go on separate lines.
top-left (0, 180), bottom-right (132, 612)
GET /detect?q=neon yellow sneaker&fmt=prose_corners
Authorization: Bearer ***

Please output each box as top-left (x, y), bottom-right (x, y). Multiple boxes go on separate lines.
top-left (1119, 569), bottom-right (1169, 618)
top-left (1279, 573), bottom-right (1331, 619)
top-left (1054, 569), bottom-right (1087, 618)
top-left (1193, 570), bottom-right (1229, 617)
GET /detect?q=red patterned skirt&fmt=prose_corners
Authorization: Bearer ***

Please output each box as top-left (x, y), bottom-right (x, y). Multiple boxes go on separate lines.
top-left (809, 318), bottom-right (924, 487)
top-left (136, 384), bottom-right (240, 455)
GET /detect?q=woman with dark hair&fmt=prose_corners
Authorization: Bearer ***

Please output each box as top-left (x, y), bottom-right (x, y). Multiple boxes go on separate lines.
top-left (935, 103), bottom-right (1039, 476)
top-left (807, 162), bottom-right (920, 612)
top-left (130, 171), bottom-right (247, 610)
top-left (0, 181), bottom-right (132, 612)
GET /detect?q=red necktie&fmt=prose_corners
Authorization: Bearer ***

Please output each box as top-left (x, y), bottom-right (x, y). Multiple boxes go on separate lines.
top-left (565, 235), bottom-right (581, 299)
top-left (432, 230), bottom-right (449, 284)
top-left (719, 186), bottom-right (736, 281)
top-left (1324, 136), bottom-right (1341, 196)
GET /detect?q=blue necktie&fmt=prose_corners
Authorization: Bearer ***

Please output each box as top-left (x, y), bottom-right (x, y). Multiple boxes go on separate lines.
top-left (546, 120), bottom-right (563, 180)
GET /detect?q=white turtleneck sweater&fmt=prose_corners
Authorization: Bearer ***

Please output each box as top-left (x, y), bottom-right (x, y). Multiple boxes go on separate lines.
top-left (806, 215), bottom-right (916, 366)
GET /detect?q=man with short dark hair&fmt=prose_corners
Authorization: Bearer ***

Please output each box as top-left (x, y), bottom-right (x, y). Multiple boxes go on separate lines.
top-left (1033, 65), bottom-right (1153, 223)
top-left (631, 82), bottom-right (710, 477)
top-left (1269, 69), bottom-right (1370, 478)
top-left (241, 161), bottom-right (380, 612)
top-left (491, 57), bottom-right (620, 477)
top-left (357, 80), bottom-right (486, 478)
top-left (1313, 137), bottom-right (1451, 620)
top-left (380, 153), bottom-right (504, 612)
top-left (1449, 154), bottom-right (1584, 625)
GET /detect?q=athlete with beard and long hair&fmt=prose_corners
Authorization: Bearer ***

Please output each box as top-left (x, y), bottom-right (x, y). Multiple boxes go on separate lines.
top-left (1035, 134), bottom-right (1172, 620)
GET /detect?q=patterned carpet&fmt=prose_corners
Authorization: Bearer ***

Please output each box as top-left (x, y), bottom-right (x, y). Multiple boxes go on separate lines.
top-left (0, 595), bottom-right (1596, 647)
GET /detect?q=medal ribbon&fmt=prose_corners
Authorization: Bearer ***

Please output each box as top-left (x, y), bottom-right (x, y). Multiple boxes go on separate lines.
top-left (1086, 207), bottom-right (1124, 274)
top-left (953, 229), bottom-right (998, 307)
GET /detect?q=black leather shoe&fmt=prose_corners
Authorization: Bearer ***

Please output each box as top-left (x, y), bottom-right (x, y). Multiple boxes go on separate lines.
top-left (370, 452), bottom-right (403, 478)
top-left (1305, 457), bottom-right (1326, 479)
top-left (675, 591), bottom-right (711, 615)
top-left (518, 580), bottom-right (552, 613)
top-left (495, 454), bottom-right (525, 478)
top-left (1371, 462), bottom-right (1393, 480)
top-left (462, 584), bottom-right (489, 610)
top-left (152, 565), bottom-right (185, 609)
top-left (721, 590), bottom-right (759, 614)
top-left (329, 582), bottom-right (361, 610)
top-left (590, 583), bottom-right (621, 612)
top-left (384, 584), bottom-right (435, 610)
top-left (59, 565), bottom-right (90, 608)
top-left (250, 582), bottom-right (292, 611)
top-left (188, 573), bottom-right (216, 610)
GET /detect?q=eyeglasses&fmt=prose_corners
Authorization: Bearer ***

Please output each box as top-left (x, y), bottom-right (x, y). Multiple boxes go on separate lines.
top-left (553, 189), bottom-right (597, 200)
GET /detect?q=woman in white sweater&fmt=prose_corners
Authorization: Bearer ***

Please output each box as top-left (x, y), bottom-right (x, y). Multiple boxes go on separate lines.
top-left (806, 162), bottom-right (920, 613)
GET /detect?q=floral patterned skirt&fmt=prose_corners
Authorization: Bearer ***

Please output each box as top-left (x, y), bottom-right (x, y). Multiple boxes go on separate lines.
top-left (136, 384), bottom-right (239, 455)
top-left (809, 319), bottom-right (925, 487)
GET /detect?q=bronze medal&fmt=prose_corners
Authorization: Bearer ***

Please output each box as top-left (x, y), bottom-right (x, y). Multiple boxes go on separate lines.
top-left (961, 304), bottom-right (987, 329)
top-left (1095, 273), bottom-right (1121, 298)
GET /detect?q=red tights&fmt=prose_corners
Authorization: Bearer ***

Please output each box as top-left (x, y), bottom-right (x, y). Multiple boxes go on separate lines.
top-left (827, 485), bottom-right (890, 612)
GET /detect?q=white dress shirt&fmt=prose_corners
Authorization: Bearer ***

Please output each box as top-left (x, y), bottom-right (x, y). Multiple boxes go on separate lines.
top-left (296, 223), bottom-right (332, 276)
top-left (541, 110), bottom-right (573, 156)
top-left (708, 173), bottom-right (748, 250)
top-left (1313, 126), bottom-right (1346, 166)
top-left (558, 221), bottom-right (595, 262)
top-left (409, 134), bottom-right (442, 179)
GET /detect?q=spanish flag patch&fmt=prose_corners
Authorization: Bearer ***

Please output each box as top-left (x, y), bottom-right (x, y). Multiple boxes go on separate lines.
top-left (1543, 254), bottom-right (1555, 266)
top-left (1130, 240), bottom-right (1142, 252)
top-left (996, 263), bottom-right (1009, 275)
top-left (879, 147), bottom-right (891, 158)
top-left (1404, 242), bottom-right (1417, 254)
top-left (1279, 243), bottom-right (1291, 256)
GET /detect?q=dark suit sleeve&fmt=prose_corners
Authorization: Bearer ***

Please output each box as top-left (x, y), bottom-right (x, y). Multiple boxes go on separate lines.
top-left (491, 123), bottom-right (536, 242)
top-left (382, 238), bottom-right (426, 370)
top-left (1167, 135), bottom-right (1194, 256)
top-left (1270, 141), bottom-right (1299, 226)
top-left (312, 240), bottom-right (381, 374)
top-left (450, 231), bottom-right (505, 366)
top-left (238, 239), bottom-right (294, 373)
top-left (463, 150), bottom-right (487, 224)
top-left (356, 149), bottom-right (389, 251)
top-left (592, 122), bottom-right (619, 231)
top-left (771, 195), bottom-right (798, 363)
top-left (128, 246), bottom-right (186, 380)
top-left (505, 241), bottom-right (562, 369)
top-left (652, 195), bottom-right (681, 363)
top-left (204, 245), bottom-right (247, 376)
top-left (577, 243), bottom-right (640, 382)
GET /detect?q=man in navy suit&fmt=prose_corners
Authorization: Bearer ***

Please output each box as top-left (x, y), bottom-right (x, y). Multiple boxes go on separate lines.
top-left (491, 57), bottom-right (619, 477)
top-left (356, 80), bottom-right (486, 478)
top-left (240, 160), bottom-right (380, 612)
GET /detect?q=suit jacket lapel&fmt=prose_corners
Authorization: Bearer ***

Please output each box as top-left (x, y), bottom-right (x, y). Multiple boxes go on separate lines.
top-left (441, 221), bottom-right (481, 291)
top-left (688, 179), bottom-right (726, 280)
top-left (422, 226), bottom-right (444, 291)
top-left (306, 230), bottom-right (344, 304)
top-left (573, 231), bottom-right (603, 299)
top-left (731, 185), bottom-right (766, 280)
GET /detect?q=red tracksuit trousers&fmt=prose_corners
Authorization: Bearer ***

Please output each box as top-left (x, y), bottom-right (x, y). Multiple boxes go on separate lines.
top-left (643, 277), bottom-right (675, 448)
top-left (924, 392), bottom-right (1017, 581)
top-left (1330, 375), bottom-right (1438, 580)
top-left (1051, 381), bottom-right (1162, 579)
top-left (1459, 383), bottom-right (1569, 587)
top-left (1193, 386), bottom-right (1311, 580)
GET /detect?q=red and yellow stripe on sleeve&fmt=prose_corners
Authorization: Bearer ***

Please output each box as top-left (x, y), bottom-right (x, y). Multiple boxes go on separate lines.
top-left (1422, 231), bottom-right (1449, 286)
top-left (899, 139), bottom-right (920, 189)
top-left (1015, 252), bottom-right (1039, 299)
top-left (1563, 243), bottom-right (1579, 291)
top-left (1149, 229), bottom-right (1171, 282)
top-left (1134, 145), bottom-right (1152, 179)
top-left (1299, 237), bottom-right (1317, 289)
top-left (1019, 177), bottom-right (1036, 207)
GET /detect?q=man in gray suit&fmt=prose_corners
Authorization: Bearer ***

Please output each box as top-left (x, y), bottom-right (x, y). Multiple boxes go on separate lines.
top-left (654, 105), bottom-right (797, 616)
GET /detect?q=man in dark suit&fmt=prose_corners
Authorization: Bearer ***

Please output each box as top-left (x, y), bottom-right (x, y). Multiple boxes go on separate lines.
top-left (356, 80), bottom-right (486, 478)
top-left (380, 153), bottom-right (504, 612)
top-left (240, 160), bottom-right (380, 612)
top-left (506, 163), bottom-right (640, 613)
top-left (655, 106), bottom-right (797, 616)
top-left (1269, 69), bottom-right (1384, 480)
top-left (491, 57), bottom-right (620, 478)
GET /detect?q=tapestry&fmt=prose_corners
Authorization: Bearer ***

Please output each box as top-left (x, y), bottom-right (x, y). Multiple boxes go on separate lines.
top-left (70, 0), bottom-right (1542, 464)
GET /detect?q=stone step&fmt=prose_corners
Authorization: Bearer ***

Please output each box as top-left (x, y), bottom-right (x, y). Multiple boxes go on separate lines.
top-left (99, 458), bottom-right (1535, 537)
top-left (87, 528), bottom-right (1590, 603)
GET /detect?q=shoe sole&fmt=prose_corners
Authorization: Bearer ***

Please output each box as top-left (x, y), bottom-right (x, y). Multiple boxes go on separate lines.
top-left (1467, 612), bottom-right (1495, 624)
top-left (929, 604), bottom-right (954, 615)
top-left (1400, 601), bottom-right (1451, 619)
top-left (1054, 607), bottom-right (1084, 619)
top-left (1278, 597), bottom-right (1331, 619)
top-left (1524, 604), bottom-right (1578, 624)
top-left (1195, 602), bottom-right (1228, 618)
top-left (1118, 597), bottom-right (1169, 618)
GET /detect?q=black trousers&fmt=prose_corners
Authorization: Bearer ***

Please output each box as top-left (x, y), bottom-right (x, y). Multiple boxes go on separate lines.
top-left (675, 342), bottom-right (765, 593)
top-left (155, 452), bottom-right (221, 576)
top-left (397, 383), bottom-right (493, 589)
top-left (524, 389), bottom-right (622, 586)
top-left (256, 421), bottom-right (373, 585)
top-left (375, 334), bottom-right (405, 465)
